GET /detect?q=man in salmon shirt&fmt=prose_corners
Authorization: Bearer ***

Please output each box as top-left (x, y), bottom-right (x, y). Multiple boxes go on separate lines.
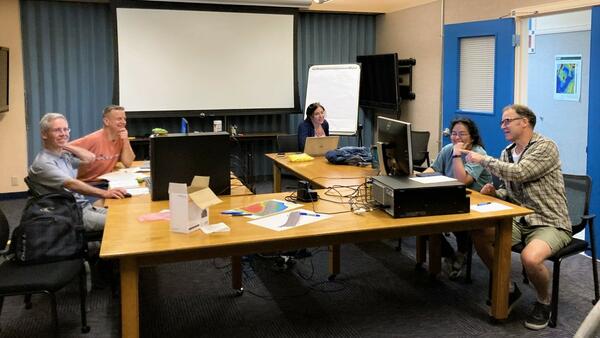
top-left (69, 105), bottom-right (136, 184)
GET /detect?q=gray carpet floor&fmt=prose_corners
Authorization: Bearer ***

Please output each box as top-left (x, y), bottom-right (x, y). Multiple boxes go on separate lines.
top-left (0, 178), bottom-right (598, 337)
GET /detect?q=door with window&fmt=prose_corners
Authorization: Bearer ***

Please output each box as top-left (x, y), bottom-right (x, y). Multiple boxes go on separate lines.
top-left (442, 19), bottom-right (515, 157)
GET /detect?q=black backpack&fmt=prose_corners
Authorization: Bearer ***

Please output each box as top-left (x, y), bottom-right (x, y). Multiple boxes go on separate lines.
top-left (10, 191), bottom-right (85, 265)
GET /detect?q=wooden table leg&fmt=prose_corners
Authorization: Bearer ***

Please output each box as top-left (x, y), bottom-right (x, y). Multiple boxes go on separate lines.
top-left (490, 218), bottom-right (512, 319)
top-left (328, 245), bottom-right (340, 280)
top-left (120, 257), bottom-right (139, 338)
top-left (428, 234), bottom-right (441, 276)
top-left (272, 163), bottom-right (282, 193)
top-left (231, 256), bottom-right (243, 292)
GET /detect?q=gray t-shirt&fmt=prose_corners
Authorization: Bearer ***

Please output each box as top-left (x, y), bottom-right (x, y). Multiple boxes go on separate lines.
top-left (28, 149), bottom-right (90, 208)
top-left (431, 143), bottom-right (492, 191)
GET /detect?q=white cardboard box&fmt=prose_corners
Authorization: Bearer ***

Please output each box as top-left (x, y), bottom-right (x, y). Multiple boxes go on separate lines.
top-left (168, 176), bottom-right (222, 233)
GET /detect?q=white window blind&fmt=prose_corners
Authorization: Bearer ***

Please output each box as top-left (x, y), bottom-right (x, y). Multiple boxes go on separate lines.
top-left (459, 36), bottom-right (496, 113)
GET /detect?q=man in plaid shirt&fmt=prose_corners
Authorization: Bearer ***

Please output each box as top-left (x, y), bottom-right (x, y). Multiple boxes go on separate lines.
top-left (462, 104), bottom-right (571, 330)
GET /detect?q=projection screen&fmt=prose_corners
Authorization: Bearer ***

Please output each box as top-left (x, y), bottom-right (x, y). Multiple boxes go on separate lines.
top-left (116, 7), bottom-right (296, 113)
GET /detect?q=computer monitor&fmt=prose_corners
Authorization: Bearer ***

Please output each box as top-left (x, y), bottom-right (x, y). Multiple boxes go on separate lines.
top-left (376, 116), bottom-right (413, 177)
top-left (150, 132), bottom-right (230, 201)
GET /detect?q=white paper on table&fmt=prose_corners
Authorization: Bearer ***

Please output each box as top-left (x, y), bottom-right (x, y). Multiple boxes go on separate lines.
top-left (248, 209), bottom-right (331, 231)
top-left (200, 222), bottom-right (230, 234)
top-left (126, 187), bottom-right (149, 196)
top-left (118, 167), bottom-right (142, 173)
top-left (470, 202), bottom-right (512, 213)
top-left (410, 176), bottom-right (458, 184)
top-left (109, 179), bottom-right (140, 189)
top-left (99, 171), bottom-right (137, 182)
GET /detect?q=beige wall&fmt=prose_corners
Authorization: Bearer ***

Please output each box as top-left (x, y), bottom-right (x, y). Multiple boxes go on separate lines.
top-left (0, 0), bottom-right (28, 194)
top-left (376, 1), bottom-right (443, 156)
top-left (444, 0), bottom-right (570, 24)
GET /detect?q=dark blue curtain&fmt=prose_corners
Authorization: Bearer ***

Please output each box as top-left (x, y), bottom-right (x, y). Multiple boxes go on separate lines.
top-left (296, 12), bottom-right (376, 149)
top-left (21, 0), bottom-right (114, 162)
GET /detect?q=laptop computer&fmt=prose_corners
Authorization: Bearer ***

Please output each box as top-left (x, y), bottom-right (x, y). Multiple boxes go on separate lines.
top-left (303, 136), bottom-right (340, 156)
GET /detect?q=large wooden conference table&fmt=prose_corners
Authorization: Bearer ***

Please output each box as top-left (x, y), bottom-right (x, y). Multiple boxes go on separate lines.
top-left (102, 182), bottom-right (530, 337)
top-left (266, 152), bottom-right (378, 192)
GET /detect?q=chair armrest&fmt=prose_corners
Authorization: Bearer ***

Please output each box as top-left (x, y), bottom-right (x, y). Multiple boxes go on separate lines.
top-left (582, 214), bottom-right (596, 222)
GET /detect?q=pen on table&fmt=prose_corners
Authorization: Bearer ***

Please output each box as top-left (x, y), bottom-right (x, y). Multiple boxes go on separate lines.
top-left (231, 213), bottom-right (251, 216)
top-left (221, 211), bottom-right (249, 215)
top-left (299, 212), bottom-right (321, 217)
top-left (477, 202), bottom-right (491, 206)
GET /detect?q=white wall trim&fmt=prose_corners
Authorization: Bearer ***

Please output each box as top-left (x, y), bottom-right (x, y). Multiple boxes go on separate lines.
top-left (511, 0), bottom-right (600, 18)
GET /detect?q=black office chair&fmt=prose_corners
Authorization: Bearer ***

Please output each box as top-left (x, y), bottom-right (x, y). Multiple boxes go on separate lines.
top-left (23, 177), bottom-right (111, 291)
top-left (411, 131), bottom-right (430, 172)
top-left (277, 134), bottom-right (299, 153)
top-left (0, 207), bottom-right (90, 335)
top-left (512, 174), bottom-right (598, 327)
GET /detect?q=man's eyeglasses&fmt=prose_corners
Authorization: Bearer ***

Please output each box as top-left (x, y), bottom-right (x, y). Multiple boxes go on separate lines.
top-left (451, 132), bottom-right (469, 137)
top-left (500, 117), bottom-right (525, 127)
top-left (51, 128), bottom-right (71, 134)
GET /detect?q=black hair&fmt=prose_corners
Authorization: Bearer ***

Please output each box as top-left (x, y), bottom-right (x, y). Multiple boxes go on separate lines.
top-left (305, 102), bottom-right (325, 119)
top-left (503, 104), bottom-right (537, 128)
top-left (450, 117), bottom-right (485, 148)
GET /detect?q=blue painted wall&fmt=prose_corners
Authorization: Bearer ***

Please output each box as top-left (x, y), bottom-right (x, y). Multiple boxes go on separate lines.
top-left (587, 7), bottom-right (600, 252)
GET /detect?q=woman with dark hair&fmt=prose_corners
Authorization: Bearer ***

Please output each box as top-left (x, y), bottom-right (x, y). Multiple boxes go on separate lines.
top-left (423, 117), bottom-right (492, 279)
top-left (298, 102), bottom-right (329, 152)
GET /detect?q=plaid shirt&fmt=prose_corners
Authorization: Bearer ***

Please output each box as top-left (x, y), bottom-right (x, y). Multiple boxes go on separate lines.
top-left (480, 132), bottom-right (571, 232)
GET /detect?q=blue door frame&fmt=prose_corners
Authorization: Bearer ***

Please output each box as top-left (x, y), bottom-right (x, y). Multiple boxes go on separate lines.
top-left (587, 6), bottom-right (600, 250)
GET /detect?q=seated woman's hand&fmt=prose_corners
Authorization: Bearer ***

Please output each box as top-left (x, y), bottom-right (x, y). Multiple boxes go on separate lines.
top-left (453, 142), bottom-right (465, 156)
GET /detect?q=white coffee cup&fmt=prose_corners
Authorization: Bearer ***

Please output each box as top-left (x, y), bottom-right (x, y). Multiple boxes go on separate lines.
top-left (213, 120), bottom-right (222, 132)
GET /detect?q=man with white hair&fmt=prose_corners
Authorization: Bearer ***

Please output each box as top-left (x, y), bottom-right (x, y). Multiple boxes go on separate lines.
top-left (28, 113), bottom-right (128, 232)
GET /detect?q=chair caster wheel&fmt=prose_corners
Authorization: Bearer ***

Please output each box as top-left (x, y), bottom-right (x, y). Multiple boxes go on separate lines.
top-left (81, 325), bottom-right (91, 333)
top-left (235, 287), bottom-right (244, 296)
top-left (328, 274), bottom-right (336, 281)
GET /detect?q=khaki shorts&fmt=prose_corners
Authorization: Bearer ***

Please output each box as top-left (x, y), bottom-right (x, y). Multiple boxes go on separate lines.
top-left (512, 218), bottom-right (572, 255)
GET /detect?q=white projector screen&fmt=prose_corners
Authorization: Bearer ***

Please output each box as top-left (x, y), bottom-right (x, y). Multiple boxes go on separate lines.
top-left (116, 7), bottom-right (296, 113)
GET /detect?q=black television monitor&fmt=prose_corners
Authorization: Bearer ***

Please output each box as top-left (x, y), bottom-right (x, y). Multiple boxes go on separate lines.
top-left (0, 47), bottom-right (8, 113)
top-left (376, 116), bottom-right (412, 177)
top-left (150, 132), bottom-right (230, 201)
top-left (356, 53), bottom-right (399, 111)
